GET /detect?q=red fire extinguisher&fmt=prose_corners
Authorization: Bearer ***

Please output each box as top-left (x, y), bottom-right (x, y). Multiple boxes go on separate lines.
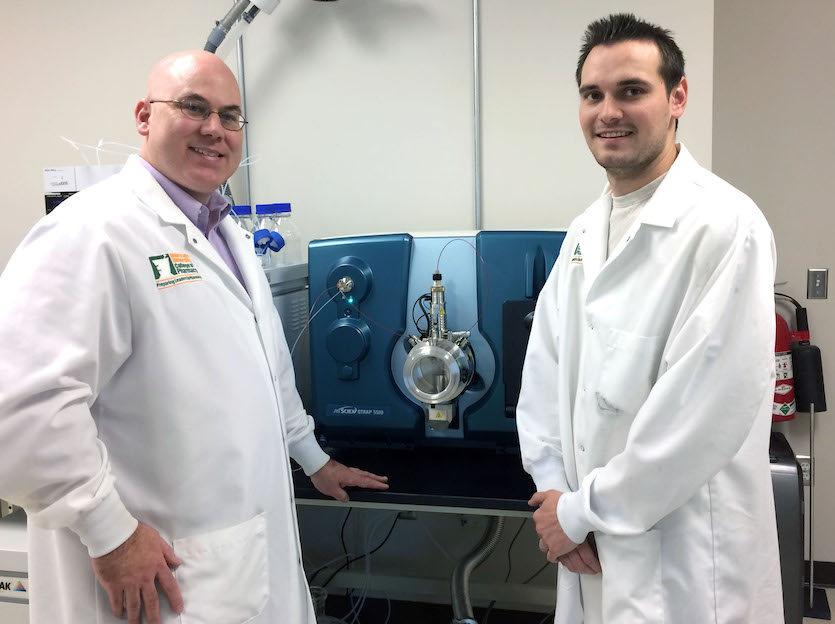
top-left (773, 312), bottom-right (797, 421)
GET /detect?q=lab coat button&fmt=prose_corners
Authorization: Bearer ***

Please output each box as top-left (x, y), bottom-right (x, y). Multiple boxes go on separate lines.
top-left (579, 445), bottom-right (585, 452)
top-left (192, 237), bottom-right (198, 244)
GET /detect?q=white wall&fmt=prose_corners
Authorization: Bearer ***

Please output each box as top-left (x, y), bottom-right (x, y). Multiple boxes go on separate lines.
top-left (714, 0), bottom-right (835, 567)
top-left (1, 1), bottom-right (713, 263)
top-left (241, 0), bottom-right (476, 240)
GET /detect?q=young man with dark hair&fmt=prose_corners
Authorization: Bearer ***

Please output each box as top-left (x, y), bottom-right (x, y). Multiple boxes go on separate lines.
top-left (518, 13), bottom-right (783, 623)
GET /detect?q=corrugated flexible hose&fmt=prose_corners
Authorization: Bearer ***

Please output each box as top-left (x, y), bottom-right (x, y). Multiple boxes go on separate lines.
top-left (451, 516), bottom-right (505, 624)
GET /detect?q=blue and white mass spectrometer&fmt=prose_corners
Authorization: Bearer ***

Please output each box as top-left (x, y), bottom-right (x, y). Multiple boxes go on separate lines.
top-left (307, 231), bottom-right (566, 450)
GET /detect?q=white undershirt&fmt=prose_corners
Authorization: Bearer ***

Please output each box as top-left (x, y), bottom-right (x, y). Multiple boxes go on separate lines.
top-left (607, 173), bottom-right (667, 257)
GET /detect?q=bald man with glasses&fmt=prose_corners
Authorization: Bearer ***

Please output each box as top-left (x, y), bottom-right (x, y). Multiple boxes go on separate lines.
top-left (0, 50), bottom-right (388, 624)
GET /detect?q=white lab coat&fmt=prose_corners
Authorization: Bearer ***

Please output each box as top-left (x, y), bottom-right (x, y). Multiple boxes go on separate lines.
top-left (517, 145), bottom-right (783, 623)
top-left (0, 155), bottom-right (329, 623)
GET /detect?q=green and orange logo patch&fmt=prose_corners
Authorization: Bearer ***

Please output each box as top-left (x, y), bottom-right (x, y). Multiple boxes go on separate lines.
top-left (149, 253), bottom-right (203, 290)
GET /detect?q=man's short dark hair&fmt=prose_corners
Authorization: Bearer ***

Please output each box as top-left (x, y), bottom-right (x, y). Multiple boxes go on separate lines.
top-left (575, 13), bottom-right (685, 95)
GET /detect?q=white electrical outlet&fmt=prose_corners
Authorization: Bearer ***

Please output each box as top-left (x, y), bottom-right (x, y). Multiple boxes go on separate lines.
top-left (797, 455), bottom-right (812, 486)
top-left (807, 268), bottom-right (828, 299)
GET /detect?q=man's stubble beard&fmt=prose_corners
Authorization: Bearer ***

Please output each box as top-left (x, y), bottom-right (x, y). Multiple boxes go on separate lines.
top-left (595, 136), bottom-right (667, 183)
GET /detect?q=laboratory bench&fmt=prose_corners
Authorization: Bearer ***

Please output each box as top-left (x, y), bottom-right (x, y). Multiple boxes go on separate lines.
top-left (294, 446), bottom-right (553, 622)
top-left (293, 433), bottom-right (814, 624)
top-left (293, 446), bottom-right (537, 516)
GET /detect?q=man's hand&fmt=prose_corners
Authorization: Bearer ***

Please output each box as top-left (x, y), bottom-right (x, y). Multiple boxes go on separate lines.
top-left (91, 523), bottom-right (183, 624)
top-left (528, 489), bottom-right (580, 562)
top-left (310, 459), bottom-right (389, 502)
top-left (556, 536), bottom-right (601, 574)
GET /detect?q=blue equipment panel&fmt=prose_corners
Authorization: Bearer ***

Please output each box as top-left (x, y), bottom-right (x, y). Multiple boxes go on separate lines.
top-left (309, 234), bottom-right (422, 445)
top-left (308, 231), bottom-right (565, 450)
top-left (464, 231), bottom-right (565, 446)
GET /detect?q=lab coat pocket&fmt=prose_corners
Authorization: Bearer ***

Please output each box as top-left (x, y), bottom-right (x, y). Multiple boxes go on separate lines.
top-left (173, 512), bottom-right (269, 623)
top-left (597, 530), bottom-right (663, 624)
top-left (596, 329), bottom-right (661, 417)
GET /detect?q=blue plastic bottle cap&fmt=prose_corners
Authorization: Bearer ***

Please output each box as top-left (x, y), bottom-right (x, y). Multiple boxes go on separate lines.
top-left (255, 202), bottom-right (291, 214)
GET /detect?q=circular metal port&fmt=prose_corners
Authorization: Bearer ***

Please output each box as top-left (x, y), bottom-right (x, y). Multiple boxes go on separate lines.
top-left (403, 339), bottom-right (473, 405)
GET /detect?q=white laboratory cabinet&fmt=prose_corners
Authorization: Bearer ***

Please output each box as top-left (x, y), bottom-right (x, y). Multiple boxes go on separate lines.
top-left (0, 508), bottom-right (29, 623)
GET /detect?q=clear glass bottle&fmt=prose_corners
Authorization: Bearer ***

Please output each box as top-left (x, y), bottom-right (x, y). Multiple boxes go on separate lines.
top-left (271, 203), bottom-right (303, 266)
top-left (254, 204), bottom-right (279, 268)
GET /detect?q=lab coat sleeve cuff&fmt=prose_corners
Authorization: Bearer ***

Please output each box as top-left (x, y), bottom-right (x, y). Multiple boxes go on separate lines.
top-left (68, 489), bottom-right (139, 558)
top-left (558, 490), bottom-right (593, 545)
top-left (528, 456), bottom-right (570, 493)
top-left (289, 432), bottom-right (330, 476)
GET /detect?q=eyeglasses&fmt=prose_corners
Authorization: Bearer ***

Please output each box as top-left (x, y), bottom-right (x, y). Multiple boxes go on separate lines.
top-left (149, 97), bottom-right (247, 131)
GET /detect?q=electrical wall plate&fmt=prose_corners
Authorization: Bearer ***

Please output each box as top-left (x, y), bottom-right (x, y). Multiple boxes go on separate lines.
top-left (807, 269), bottom-right (828, 299)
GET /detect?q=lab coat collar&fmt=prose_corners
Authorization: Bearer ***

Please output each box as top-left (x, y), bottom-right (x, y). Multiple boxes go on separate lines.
top-left (121, 155), bottom-right (194, 228)
top-left (593, 143), bottom-right (700, 230)
top-left (635, 143), bottom-right (699, 228)
top-left (577, 144), bottom-right (701, 286)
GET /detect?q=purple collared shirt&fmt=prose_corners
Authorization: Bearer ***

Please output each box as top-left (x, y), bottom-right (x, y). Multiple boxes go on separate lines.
top-left (139, 158), bottom-right (247, 290)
